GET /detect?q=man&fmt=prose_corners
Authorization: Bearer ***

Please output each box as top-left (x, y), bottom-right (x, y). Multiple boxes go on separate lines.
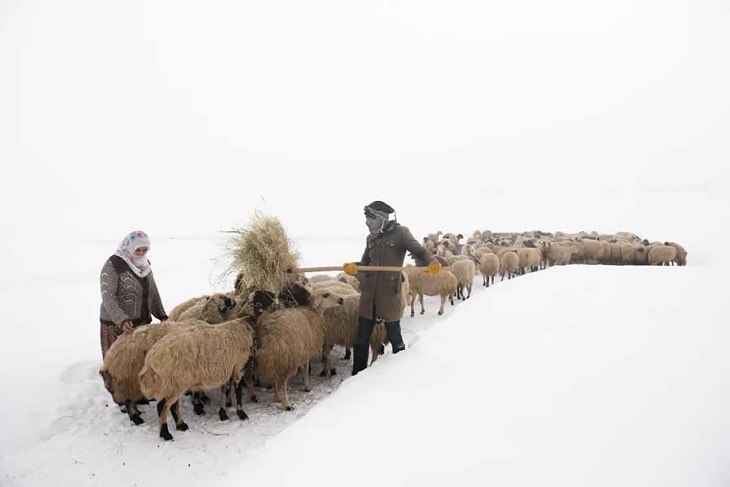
top-left (344, 200), bottom-right (441, 376)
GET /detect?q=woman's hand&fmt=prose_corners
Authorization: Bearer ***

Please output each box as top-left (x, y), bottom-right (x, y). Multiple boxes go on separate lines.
top-left (122, 320), bottom-right (134, 333)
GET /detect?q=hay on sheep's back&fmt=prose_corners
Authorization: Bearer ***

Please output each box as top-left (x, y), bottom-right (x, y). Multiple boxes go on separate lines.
top-left (225, 213), bottom-right (301, 294)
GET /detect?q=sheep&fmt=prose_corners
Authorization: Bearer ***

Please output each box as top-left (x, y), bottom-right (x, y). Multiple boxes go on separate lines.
top-left (647, 244), bottom-right (677, 266)
top-left (665, 241), bottom-right (687, 266)
top-left (449, 259), bottom-right (476, 300)
top-left (99, 320), bottom-right (199, 425)
top-left (177, 292), bottom-right (238, 323)
top-left (544, 243), bottom-right (575, 267)
top-left (167, 295), bottom-right (208, 321)
top-left (516, 248), bottom-right (541, 275)
top-left (500, 251), bottom-right (520, 280)
top-left (319, 292), bottom-right (388, 377)
top-left (579, 238), bottom-right (605, 264)
top-left (478, 252), bottom-right (500, 287)
top-left (138, 316), bottom-right (257, 441)
top-left (312, 279), bottom-right (360, 297)
top-left (403, 266), bottom-right (458, 316)
top-left (254, 287), bottom-right (345, 410)
top-left (335, 272), bottom-right (361, 292)
top-left (308, 273), bottom-right (337, 284)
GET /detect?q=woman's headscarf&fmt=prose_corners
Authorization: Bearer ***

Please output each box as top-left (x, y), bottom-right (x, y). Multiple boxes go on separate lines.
top-left (115, 230), bottom-right (152, 278)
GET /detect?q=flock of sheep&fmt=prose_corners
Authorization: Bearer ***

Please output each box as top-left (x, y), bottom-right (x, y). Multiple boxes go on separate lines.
top-left (99, 227), bottom-right (687, 441)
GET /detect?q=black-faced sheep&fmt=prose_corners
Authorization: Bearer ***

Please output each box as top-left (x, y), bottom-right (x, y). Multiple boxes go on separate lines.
top-left (254, 287), bottom-right (345, 410)
top-left (138, 317), bottom-right (257, 441)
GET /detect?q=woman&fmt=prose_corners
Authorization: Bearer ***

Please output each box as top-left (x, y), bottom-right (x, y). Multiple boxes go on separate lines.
top-left (99, 230), bottom-right (168, 358)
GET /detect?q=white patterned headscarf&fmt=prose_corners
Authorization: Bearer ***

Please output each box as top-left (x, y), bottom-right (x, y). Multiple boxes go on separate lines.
top-left (115, 230), bottom-right (152, 278)
top-left (364, 207), bottom-right (389, 236)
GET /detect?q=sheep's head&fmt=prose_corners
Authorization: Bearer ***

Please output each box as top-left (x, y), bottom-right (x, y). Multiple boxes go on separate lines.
top-left (310, 288), bottom-right (344, 310)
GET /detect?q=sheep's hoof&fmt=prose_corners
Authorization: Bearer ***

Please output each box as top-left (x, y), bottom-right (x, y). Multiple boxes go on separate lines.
top-left (130, 414), bottom-right (144, 426)
top-left (176, 421), bottom-right (189, 432)
top-left (219, 409), bottom-right (229, 421)
top-left (438, 311), bottom-right (443, 315)
top-left (250, 395), bottom-right (259, 403)
top-left (303, 387), bottom-right (311, 392)
top-left (410, 312), bottom-right (415, 317)
top-left (237, 410), bottom-right (249, 420)
top-left (193, 403), bottom-right (205, 416)
top-left (225, 400), bottom-right (232, 408)
top-left (420, 310), bottom-right (425, 315)
top-left (330, 368), bottom-right (337, 375)
top-left (285, 405), bottom-right (294, 411)
top-left (160, 425), bottom-right (173, 441)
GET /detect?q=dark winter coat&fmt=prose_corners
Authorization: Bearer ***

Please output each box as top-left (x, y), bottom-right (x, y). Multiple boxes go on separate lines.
top-left (355, 221), bottom-right (437, 321)
top-left (99, 255), bottom-right (168, 327)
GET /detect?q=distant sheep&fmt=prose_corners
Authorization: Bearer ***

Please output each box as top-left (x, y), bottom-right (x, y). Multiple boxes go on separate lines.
top-left (647, 244), bottom-right (677, 266)
top-left (138, 317), bottom-right (257, 441)
top-left (255, 287), bottom-right (345, 410)
top-left (450, 259), bottom-right (476, 300)
top-left (403, 266), bottom-right (458, 316)
top-left (477, 252), bottom-right (500, 287)
top-left (516, 248), bottom-right (541, 275)
top-left (665, 241), bottom-right (687, 266)
top-left (500, 251), bottom-right (520, 280)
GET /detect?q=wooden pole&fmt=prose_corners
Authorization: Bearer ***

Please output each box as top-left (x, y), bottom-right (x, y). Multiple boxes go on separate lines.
top-left (290, 265), bottom-right (427, 273)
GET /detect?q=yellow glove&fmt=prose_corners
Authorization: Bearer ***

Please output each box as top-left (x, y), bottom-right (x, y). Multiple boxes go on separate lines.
top-left (344, 262), bottom-right (358, 276)
top-left (428, 262), bottom-right (442, 275)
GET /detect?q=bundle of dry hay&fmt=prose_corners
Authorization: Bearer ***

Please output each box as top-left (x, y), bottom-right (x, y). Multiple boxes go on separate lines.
top-left (222, 211), bottom-right (301, 294)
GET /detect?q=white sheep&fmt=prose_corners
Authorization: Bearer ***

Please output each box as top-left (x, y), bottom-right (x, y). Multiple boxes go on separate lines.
top-left (516, 248), bottom-right (542, 275)
top-left (665, 241), bottom-right (687, 266)
top-left (449, 259), bottom-right (476, 300)
top-left (177, 292), bottom-right (239, 323)
top-left (403, 266), bottom-right (458, 316)
top-left (138, 317), bottom-right (257, 441)
top-left (99, 320), bottom-right (197, 425)
top-left (647, 244), bottom-right (677, 266)
top-left (255, 287), bottom-right (345, 410)
top-left (167, 295), bottom-right (208, 321)
top-left (500, 251), bottom-right (520, 280)
top-left (477, 252), bottom-right (500, 287)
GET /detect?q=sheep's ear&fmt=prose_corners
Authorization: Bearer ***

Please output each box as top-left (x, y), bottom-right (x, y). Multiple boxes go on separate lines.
top-left (310, 293), bottom-right (322, 308)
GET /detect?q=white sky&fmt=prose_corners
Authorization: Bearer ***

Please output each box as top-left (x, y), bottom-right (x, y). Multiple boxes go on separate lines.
top-left (1, 0), bottom-right (729, 486)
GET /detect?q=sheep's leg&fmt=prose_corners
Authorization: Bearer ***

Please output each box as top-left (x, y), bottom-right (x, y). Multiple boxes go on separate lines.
top-left (156, 399), bottom-right (174, 441)
top-left (418, 293), bottom-right (425, 315)
top-left (320, 344), bottom-right (335, 377)
top-left (169, 399), bottom-right (188, 432)
top-left (233, 378), bottom-right (249, 420)
top-left (125, 401), bottom-right (144, 425)
top-left (242, 367), bottom-right (259, 403)
top-left (342, 347), bottom-right (351, 360)
top-left (300, 362), bottom-right (311, 391)
top-left (219, 382), bottom-right (230, 421)
top-left (192, 391), bottom-right (206, 416)
top-left (274, 380), bottom-right (293, 411)
top-left (438, 295), bottom-right (446, 315)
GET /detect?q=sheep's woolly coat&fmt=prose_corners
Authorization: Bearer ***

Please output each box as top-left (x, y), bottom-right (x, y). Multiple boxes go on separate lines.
top-left (138, 317), bottom-right (255, 440)
top-left (255, 288), bottom-right (344, 410)
top-left (403, 266), bottom-right (458, 316)
top-left (167, 295), bottom-right (208, 321)
top-left (99, 321), bottom-right (194, 423)
top-left (177, 293), bottom-right (238, 323)
top-left (478, 252), bottom-right (500, 287)
top-left (450, 259), bottom-right (476, 299)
